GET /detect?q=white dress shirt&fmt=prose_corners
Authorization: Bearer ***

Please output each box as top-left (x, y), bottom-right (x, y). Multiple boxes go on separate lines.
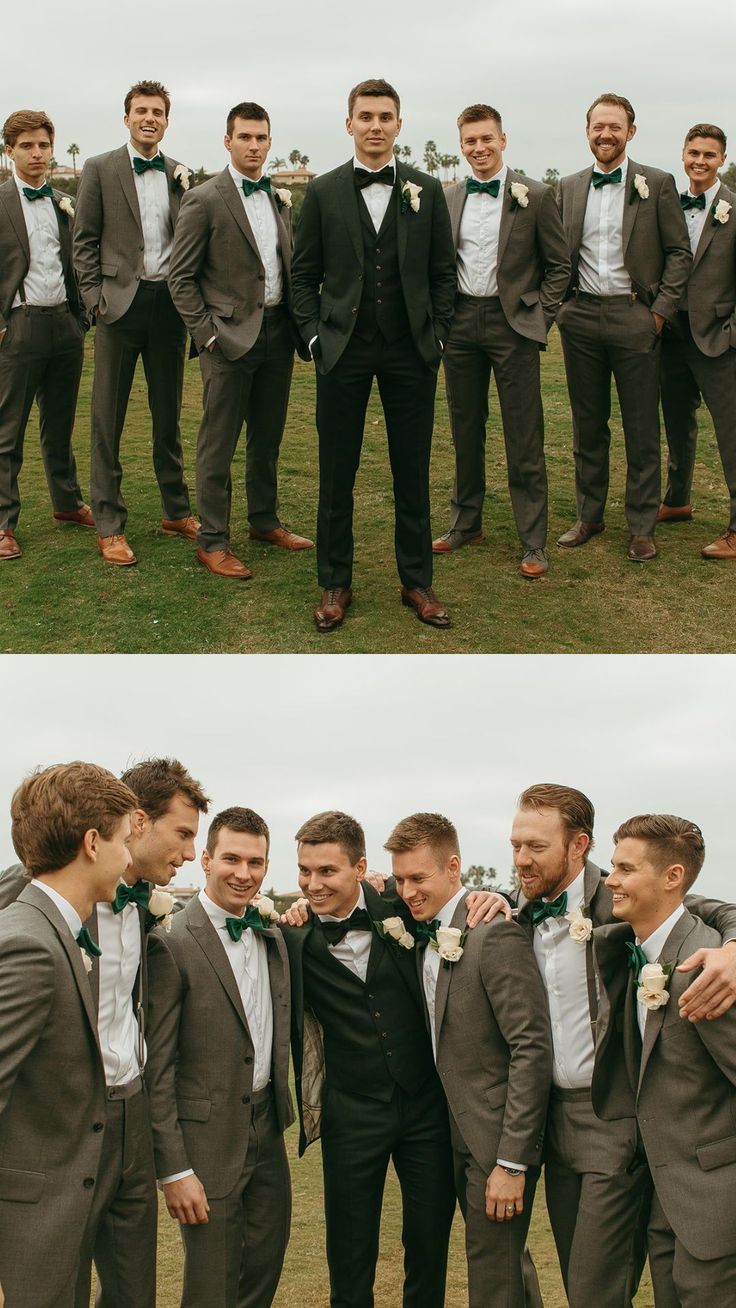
top-left (456, 165), bottom-right (508, 297)
top-left (635, 903), bottom-right (685, 1040)
top-left (353, 157), bottom-right (395, 233)
top-left (578, 157), bottom-right (632, 296)
top-left (97, 898), bottom-right (144, 1087)
top-left (228, 164), bottom-right (283, 306)
top-left (127, 143), bottom-right (173, 280)
top-left (316, 885), bottom-right (372, 982)
top-left (199, 889), bottom-right (274, 1090)
top-left (11, 172), bottom-right (67, 309)
top-left (33, 878), bottom-right (83, 938)
top-left (681, 178), bottom-right (720, 255)
top-left (532, 867), bottom-right (596, 1090)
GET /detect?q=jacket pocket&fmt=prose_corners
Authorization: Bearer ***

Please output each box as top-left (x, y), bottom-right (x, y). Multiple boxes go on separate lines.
top-left (520, 290), bottom-right (540, 307)
top-left (100, 263), bottom-right (118, 277)
top-left (485, 1081), bottom-right (508, 1110)
top-left (715, 302), bottom-right (735, 319)
top-left (207, 302), bottom-right (234, 319)
top-left (0, 1166), bottom-right (45, 1202)
top-left (696, 1134), bottom-right (736, 1171)
top-left (177, 1097), bottom-right (211, 1122)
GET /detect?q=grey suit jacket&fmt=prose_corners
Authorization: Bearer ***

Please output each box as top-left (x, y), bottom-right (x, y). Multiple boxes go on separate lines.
top-left (677, 182), bottom-right (736, 355)
top-left (167, 168), bottom-right (308, 361)
top-left (557, 158), bottom-right (691, 319)
top-left (145, 895), bottom-right (294, 1199)
top-left (592, 910), bottom-right (736, 1261)
top-left (444, 169), bottom-right (571, 342)
top-left (0, 178), bottom-right (85, 331)
top-left (429, 890), bottom-right (552, 1175)
top-left (73, 144), bottom-right (188, 323)
top-left (0, 883), bottom-right (107, 1308)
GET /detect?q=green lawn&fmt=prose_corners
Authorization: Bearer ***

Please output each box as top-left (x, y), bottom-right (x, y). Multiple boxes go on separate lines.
top-left (7, 329), bottom-right (735, 653)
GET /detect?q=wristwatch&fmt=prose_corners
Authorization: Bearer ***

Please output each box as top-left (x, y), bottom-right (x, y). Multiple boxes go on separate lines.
top-left (501, 1166), bottom-right (523, 1176)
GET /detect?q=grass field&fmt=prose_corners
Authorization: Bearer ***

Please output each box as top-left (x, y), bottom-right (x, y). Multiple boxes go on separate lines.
top-left (6, 328), bottom-right (736, 654)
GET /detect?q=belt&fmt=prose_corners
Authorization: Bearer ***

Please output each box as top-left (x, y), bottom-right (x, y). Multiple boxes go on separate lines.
top-left (456, 292), bottom-right (500, 305)
top-left (550, 1085), bottom-right (592, 1103)
top-left (106, 1074), bottom-right (143, 1101)
top-left (13, 301), bottom-right (70, 315)
top-left (573, 290), bottom-right (639, 303)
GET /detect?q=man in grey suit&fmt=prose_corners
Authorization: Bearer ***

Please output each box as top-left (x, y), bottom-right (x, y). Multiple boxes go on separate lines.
top-left (0, 761), bottom-right (138, 1308)
top-left (74, 79), bottom-right (198, 567)
top-left (385, 812), bottom-right (552, 1308)
top-left (658, 123), bottom-right (736, 560)
top-left (168, 101), bottom-right (313, 580)
top-left (433, 104), bottom-right (570, 578)
top-left (146, 806), bottom-right (293, 1308)
top-left (0, 109), bottom-right (93, 562)
top-left (593, 814), bottom-right (736, 1305)
top-left (556, 93), bottom-right (691, 561)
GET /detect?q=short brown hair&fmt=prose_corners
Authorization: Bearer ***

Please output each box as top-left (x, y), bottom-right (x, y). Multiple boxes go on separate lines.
top-left (295, 811), bottom-right (366, 865)
top-left (684, 122), bottom-right (727, 153)
top-left (612, 814), bottom-right (705, 890)
top-left (207, 806), bottom-right (270, 857)
top-left (518, 783), bottom-right (595, 847)
top-left (124, 80), bottom-right (171, 118)
top-left (384, 812), bottom-right (460, 864)
top-left (226, 101), bottom-right (270, 136)
top-left (348, 79), bottom-right (400, 118)
top-left (120, 758), bottom-right (209, 821)
top-left (11, 763), bottom-right (137, 876)
top-left (457, 104), bottom-right (503, 134)
top-left (3, 110), bottom-right (55, 149)
top-left (586, 93), bottom-right (635, 127)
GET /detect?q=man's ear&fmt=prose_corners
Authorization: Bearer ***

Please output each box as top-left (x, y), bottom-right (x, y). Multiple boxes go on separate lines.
top-left (355, 856), bottom-right (368, 881)
top-left (130, 808), bottom-right (148, 841)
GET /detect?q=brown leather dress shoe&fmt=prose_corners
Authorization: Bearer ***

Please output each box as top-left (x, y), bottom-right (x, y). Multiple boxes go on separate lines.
top-left (401, 586), bottom-right (451, 628)
top-left (557, 520), bottom-right (605, 548)
top-left (518, 548), bottom-right (548, 578)
top-left (432, 529), bottom-right (485, 554)
top-left (249, 526), bottom-right (314, 550)
top-left (314, 588), bottom-right (352, 632)
top-left (702, 530), bottom-right (736, 560)
top-left (0, 530), bottom-right (21, 560)
top-left (98, 534), bottom-right (137, 566)
top-left (196, 548), bottom-right (252, 578)
top-left (627, 535), bottom-right (657, 561)
top-left (53, 504), bottom-right (95, 527)
top-left (161, 515), bottom-right (200, 541)
top-left (656, 503), bottom-right (693, 524)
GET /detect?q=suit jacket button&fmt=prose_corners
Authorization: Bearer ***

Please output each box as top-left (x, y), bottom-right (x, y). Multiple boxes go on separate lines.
top-left (241, 1094), bottom-right (250, 1104)
top-left (244, 1055), bottom-right (253, 1065)
top-left (258, 273), bottom-right (264, 280)
top-left (351, 307), bottom-right (358, 314)
top-left (83, 1177), bottom-right (95, 1188)
top-left (93, 1121), bottom-right (104, 1132)
top-left (257, 302), bottom-right (263, 308)
top-left (139, 245), bottom-right (144, 251)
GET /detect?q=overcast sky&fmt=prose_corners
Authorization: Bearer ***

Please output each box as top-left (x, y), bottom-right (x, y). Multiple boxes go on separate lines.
top-left (3, 0), bottom-right (734, 181)
top-left (1, 654), bottom-right (733, 901)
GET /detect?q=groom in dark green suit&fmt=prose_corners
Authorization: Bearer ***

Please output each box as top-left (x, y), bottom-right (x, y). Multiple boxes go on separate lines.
top-left (291, 78), bottom-right (457, 632)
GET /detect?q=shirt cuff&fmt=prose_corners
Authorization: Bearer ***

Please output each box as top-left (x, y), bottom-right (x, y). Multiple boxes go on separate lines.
top-left (308, 334), bottom-right (318, 357)
top-left (204, 335), bottom-right (216, 349)
top-left (497, 1159), bottom-right (527, 1173)
top-left (159, 1169), bottom-right (194, 1186)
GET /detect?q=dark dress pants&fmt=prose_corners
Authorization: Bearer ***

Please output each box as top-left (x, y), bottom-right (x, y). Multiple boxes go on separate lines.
top-left (0, 304), bottom-right (85, 530)
top-left (558, 293), bottom-right (662, 535)
top-left (196, 308), bottom-right (295, 551)
top-left (320, 1076), bottom-right (456, 1308)
top-left (443, 294), bottom-right (548, 549)
top-left (89, 280), bottom-right (191, 536)
top-left (661, 315), bottom-right (736, 529)
top-left (315, 332), bottom-right (438, 589)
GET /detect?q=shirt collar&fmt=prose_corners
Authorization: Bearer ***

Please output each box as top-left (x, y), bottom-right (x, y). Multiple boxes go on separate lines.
top-left (591, 155), bottom-right (629, 182)
top-left (33, 879), bottom-right (83, 937)
top-left (470, 163), bottom-right (507, 189)
top-left (199, 886), bottom-right (249, 931)
top-left (683, 177), bottom-right (720, 206)
top-left (638, 903), bottom-right (686, 963)
top-left (317, 883), bottom-right (366, 923)
top-left (127, 142), bottom-right (163, 168)
top-left (228, 162), bottom-right (264, 188)
top-left (435, 886), bottom-right (467, 929)
top-left (545, 864), bottom-right (586, 912)
top-left (14, 172), bottom-right (51, 198)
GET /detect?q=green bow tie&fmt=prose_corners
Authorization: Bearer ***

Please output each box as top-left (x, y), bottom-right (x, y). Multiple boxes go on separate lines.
top-left (531, 891), bottom-right (568, 926)
top-left (77, 926), bottom-right (102, 960)
top-left (466, 177), bottom-right (500, 197)
top-left (591, 167), bottom-right (622, 189)
top-left (680, 192), bottom-right (706, 211)
top-left (242, 176), bottom-right (271, 198)
top-left (112, 881), bottom-right (150, 914)
top-left (22, 183), bottom-right (54, 201)
top-left (626, 941), bottom-right (648, 977)
top-left (133, 154), bottom-right (165, 175)
top-left (225, 905), bottom-right (269, 942)
top-left (415, 919), bottom-right (441, 943)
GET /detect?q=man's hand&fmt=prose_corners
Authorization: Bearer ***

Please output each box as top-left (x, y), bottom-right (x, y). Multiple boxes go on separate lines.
top-left (280, 897), bottom-right (309, 927)
top-left (364, 872), bottom-right (388, 893)
top-left (465, 891), bottom-right (512, 928)
top-left (163, 1175), bottom-right (210, 1225)
top-left (485, 1166), bottom-right (525, 1222)
top-left (678, 941), bottom-right (736, 1020)
top-left (652, 311), bottom-right (665, 335)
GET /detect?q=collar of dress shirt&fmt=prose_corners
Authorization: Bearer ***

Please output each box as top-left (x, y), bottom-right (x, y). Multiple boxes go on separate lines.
top-left (33, 879), bottom-right (83, 937)
top-left (638, 902), bottom-right (686, 963)
top-left (228, 162), bottom-right (264, 189)
top-left (127, 142), bottom-right (163, 169)
top-left (317, 883), bottom-right (366, 923)
top-left (352, 156), bottom-right (396, 180)
top-left (14, 171), bottom-right (51, 198)
top-left (592, 155), bottom-right (630, 182)
top-left (198, 885), bottom-right (252, 931)
top-left (541, 864), bottom-right (586, 913)
top-left (469, 163), bottom-right (507, 191)
top-left (682, 177), bottom-right (720, 208)
top-left (434, 885), bottom-right (467, 930)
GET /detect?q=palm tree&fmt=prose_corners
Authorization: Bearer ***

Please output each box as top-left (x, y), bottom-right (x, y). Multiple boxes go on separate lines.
top-left (299, 154), bottom-right (310, 169)
top-left (0, 144), bottom-right (7, 178)
top-left (67, 143), bottom-right (81, 177)
top-left (423, 141), bottom-right (439, 176)
top-left (268, 156), bottom-right (287, 174)
top-left (449, 154), bottom-right (460, 181)
top-left (288, 149), bottom-right (302, 168)
top-left (48, 156), bottom-right (58, 179)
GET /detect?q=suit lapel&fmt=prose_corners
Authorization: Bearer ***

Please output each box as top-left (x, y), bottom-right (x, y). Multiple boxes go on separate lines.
top-left (114, 145), bottom-right (143, 232)
top-left (571, 167), bottom-right (593, 252)
top-left (164, 155), bottom-right (181, 220)
top-left (622, 160), bottom-right (642, 256)
top-left (1, 180), bottom-right (31, 263)
top-left (338, 161), bottom-right (365, 267)
top-left (22, 884), bottom-right (102, 1052)
top-left (692, 183), bottom-right (724, 268)
top-left (433, 894), bottom-right (468, 1044)
top-left (272, 198), bottom-right (291, 276)
top-left (216, 169), bottom-right (262, 263)
top-left (445, 182), bottom-right (466, 250)
top-left (186, 898), bottom-right (252, 1033)
top-left (395, 165), bottom-right (409, 270)
top-left (84, 904), bottom-right (101, 1011)
top-left (637, 911), bottom-right (697, 1090)
top-left (497, 170), bottom-right (516, 268)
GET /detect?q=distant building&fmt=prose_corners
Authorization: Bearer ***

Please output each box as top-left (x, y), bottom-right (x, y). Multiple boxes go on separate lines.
top-left (270, 167), bottom-right (316, 187)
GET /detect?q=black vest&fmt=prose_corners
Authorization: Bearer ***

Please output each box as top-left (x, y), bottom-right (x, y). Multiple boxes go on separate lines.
top-left (303, 926), bottom-right (435, 1102)
top-left (353, 184), bottom-right (412, 345)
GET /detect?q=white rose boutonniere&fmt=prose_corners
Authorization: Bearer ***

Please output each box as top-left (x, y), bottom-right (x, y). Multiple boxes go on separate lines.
top-left (58, 196), bottom-right (75, 218)
top-left (251, 893), bottom-right (281, 923)
top-left (376, 916), bottom-right (415, 950)
top-left (79, 947), bottom-right (93, 974)
top-left (630, 173), bottom-right (649, 203)
top-left (509, 182), bottom-right (529, 210)
top-left (713, 199), bottom-right (732, 226)
top-left (173, 164), bottom-right (192, 192)
top-left (565, 907), bottom-right (593, 942)
top-left (273, 187), bottom-right (292, 210)
top-left (636, 961), bottom-right (672, 1010)
top-left (432, 925), bottom-right (466, 967)
top-left (147, 888), bottom-right (175, 933)
top-left (401, 180), bottom-right (422, 214)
